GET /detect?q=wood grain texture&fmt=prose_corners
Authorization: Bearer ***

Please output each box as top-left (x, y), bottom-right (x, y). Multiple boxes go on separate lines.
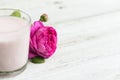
top-left (1, 0), bottom-right (120, 80)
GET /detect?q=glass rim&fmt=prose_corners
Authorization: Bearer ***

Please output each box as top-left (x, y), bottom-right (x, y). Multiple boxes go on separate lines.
top-left (0, 8), bottom-right (31, 34)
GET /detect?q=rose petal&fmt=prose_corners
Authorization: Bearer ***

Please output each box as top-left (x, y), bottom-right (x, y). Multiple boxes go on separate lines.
top-left (29, 51), bottom-right (38, 59)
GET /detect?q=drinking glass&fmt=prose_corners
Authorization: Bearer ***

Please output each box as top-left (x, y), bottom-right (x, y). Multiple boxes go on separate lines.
top-left (0, 8), bottom-right (31, 77)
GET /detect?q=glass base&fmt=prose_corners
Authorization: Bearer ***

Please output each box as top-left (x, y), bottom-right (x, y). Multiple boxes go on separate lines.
top-left (0, 63), bottom-right (27, 78)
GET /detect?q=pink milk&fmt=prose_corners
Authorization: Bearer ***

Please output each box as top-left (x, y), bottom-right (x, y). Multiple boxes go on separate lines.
top-left (0, 16), bottom-right (30, 71)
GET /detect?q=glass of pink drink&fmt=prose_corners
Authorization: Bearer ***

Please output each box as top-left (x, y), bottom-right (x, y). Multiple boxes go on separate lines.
top-left (0, 9), bottom-right (31, 77)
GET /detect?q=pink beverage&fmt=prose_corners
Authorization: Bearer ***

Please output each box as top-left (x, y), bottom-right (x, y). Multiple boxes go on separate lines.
top-left (0, 9), bottom-right (31, 77)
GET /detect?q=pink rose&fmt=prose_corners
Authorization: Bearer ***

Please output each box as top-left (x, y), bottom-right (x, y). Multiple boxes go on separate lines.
top-left (29, 21), bottom-right (57, 59)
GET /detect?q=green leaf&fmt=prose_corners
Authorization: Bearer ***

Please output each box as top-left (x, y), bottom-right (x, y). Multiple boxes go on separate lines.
top-left (31, 56), bottom-right (45, 64)
top-left (10, 10), bottom-right (21, 17)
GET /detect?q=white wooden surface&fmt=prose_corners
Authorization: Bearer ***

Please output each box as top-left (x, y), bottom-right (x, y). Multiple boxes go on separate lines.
top-left (1, 0), bottom-right (120, 80)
